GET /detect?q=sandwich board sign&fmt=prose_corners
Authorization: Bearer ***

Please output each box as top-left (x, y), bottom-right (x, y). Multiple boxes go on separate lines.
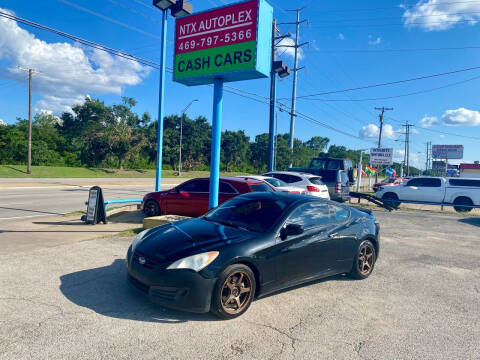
top-left (174, 0), bottom-right (273, 86)
top-left (85, 186), bottom-right (106, 225)
top-left (173, 0), bottom-right (273, 209)
top-left (370, 148), bottom-right (394, 166)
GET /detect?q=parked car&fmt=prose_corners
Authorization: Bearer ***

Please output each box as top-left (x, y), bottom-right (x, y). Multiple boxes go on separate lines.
top-left (290, 157), bottom-right (355, 199)
top-left (238, 175), bottom-right (306, 194)
top-left (263, 171), bottom-right (331, 200)
top-left (127, 192), bottom-right (380, 319)
top-left (373, 177), bottom-right (406, 192)
top-left (142, 177), bottom-right (275, 218)
top-left (376, 176), bottom-right (480, 212)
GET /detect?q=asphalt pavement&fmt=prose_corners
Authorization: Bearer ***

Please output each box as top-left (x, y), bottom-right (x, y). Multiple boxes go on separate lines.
top-left (0, 178), bottom-right (182, 223)
top-left (0, 209), bottom-right (479, 359)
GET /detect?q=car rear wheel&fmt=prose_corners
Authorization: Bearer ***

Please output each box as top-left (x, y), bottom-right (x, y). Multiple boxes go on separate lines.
top-left (348, 240), bottom-right (376, 280)
top-left (144, 199), bottom-right (160, 217)
top-left (453, 197), bottom-right (473, 213)
top-left (382, 192), bottom-right (400, 209)
top-left (211, 264), bottom-right (255, 320)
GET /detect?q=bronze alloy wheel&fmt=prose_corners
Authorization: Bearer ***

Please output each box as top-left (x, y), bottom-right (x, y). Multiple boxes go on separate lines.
top-left (220, 270), bottom-right (253, 315)
top-left (358, 242), bottom-right (375, 276)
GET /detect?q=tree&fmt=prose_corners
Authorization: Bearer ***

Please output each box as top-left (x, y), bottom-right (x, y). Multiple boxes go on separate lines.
top-left (221, 130), bottom-right (250, 171)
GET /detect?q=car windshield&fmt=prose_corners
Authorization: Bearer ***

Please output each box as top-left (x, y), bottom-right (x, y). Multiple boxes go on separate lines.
top-left (265, 178), bottom-right (288, 187)
top-left (204, 198), bottom-right (287, 233)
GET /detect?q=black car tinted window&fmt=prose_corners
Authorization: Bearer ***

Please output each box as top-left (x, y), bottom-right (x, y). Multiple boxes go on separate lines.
top-left (205, 198), bottom-right (287, 233)
top-left (179, 179), bottom-right (209, 192)
top-left (449, 179), bottom-right (480, 187)
top-left (330, 204), bottom-right (350, 224)
top-left (250, 184), bottom-right (274, 192)
top-left (407, 178), bottom-right (441, 187)
top-left (288, 175), bottom-right (303, 183)
top-left (219, 182), bottom-right (237, 194)
top-left (327, 160), bottom-right (342, 170)
top-left (270, 173), bottom-right (288, 182)
top-left (287, 202), bottom-right (331, 228)
top-left (310, 159), bottom-right (327, 170)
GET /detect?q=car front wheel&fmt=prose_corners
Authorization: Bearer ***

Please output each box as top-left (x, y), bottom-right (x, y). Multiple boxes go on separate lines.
top-left (348, 240), bottom-right (376, 280)
top-left (211, 264), bottom-right (255, 320)
top-left (144, 199), bottom-right (160, 217)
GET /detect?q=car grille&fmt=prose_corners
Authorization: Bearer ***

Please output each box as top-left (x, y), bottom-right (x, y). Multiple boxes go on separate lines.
top-left (150, 287), bottom-right (188, 302)
top-left (133, 250), bottom-right (160, 269)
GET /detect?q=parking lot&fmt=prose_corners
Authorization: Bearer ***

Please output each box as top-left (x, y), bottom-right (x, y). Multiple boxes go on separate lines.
top-left (0, 209), bottom-right (479, 360)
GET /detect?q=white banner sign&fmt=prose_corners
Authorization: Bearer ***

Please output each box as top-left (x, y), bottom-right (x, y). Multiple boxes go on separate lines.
top-left (370, 148), bottom-right (393, 165)
top-left (432, 145), bottom-right (463, 159)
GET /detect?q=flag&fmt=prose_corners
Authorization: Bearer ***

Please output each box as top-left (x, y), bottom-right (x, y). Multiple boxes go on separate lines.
top-left (365, 165), bottom-right (377, 176)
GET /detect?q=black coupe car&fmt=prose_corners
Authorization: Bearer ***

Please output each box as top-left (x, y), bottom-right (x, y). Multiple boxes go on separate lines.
top-left (126, 192), bottom-right (380, 319)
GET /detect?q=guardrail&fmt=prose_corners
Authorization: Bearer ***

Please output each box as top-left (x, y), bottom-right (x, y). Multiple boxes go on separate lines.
top-left (104, 198), bottom-right (143, 213)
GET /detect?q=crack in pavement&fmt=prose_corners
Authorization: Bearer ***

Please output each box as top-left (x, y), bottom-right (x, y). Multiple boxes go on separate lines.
top-left (244, 320), bottom-right (302, 352)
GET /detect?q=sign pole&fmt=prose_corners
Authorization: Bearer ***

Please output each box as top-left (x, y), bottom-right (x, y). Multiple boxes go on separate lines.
top-left (209, 78), bottom-right (224, 209)
top-left (155, 10), bottom-right (168, 192)
top-left (268, 19), bottom-right (276, 173)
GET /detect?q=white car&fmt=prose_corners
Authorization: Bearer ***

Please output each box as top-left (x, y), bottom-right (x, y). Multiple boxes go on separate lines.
top-left (376, 176), bottom-right (480, 212)
top-left (262, 171), bottom-right (330, 199)
top-left (238, 175), bottom-right (306, 194)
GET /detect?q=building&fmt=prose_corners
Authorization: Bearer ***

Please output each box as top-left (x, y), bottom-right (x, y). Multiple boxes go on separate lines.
top-left (459, 163), bottom-right (480, 178)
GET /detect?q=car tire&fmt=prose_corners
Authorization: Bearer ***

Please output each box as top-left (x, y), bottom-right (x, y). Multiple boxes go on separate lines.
top-left (348, 240), bottom-right (376, 280)
top-left (211, 264), bottom-right (256, 320)
top-left (453, 197), bottom-right (473, 213)
top-left (382, 192), bottom-right (400, 209)
top-left (144, 199), bottom-right (161, 217)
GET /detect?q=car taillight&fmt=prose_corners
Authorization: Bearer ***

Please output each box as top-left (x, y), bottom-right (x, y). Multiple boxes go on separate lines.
top-left (335, 183), bottom-right (341, 193)
top-left (307, 185), bottom-right (319, 192)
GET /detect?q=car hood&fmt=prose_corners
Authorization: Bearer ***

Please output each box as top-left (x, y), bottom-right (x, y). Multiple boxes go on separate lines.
top-left (135, 218), bottom-right (249, 261)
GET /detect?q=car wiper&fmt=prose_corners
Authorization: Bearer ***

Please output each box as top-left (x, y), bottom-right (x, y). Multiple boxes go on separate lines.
top-left (213, 219), bottom-right (252, 232)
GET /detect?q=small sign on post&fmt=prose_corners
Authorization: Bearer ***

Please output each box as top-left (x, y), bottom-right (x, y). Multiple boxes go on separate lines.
top-left (370, 148), bottom-right (393, 166)
top-left (84, 186), bottom-right (107, 225)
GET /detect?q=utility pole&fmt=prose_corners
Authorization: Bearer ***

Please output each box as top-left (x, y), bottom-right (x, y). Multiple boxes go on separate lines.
top-left (425, 141), bottom-right (431, 174)
top-left (18, 67), bottom-right (39, 174)
top-left (374, 107), bottom-right (393, 182)
top-left (268, 20), bottom-right (290, 172)
top-left (402, 122), bottom-right (415, 176)
top-left (279, 8), bottom-right (308, 165)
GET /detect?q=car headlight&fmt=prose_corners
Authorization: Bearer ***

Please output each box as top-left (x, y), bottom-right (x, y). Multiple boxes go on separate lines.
top-left (131, 230), bottom-right (148, 252)
top-left (167, 251), bottom-right (219, 272)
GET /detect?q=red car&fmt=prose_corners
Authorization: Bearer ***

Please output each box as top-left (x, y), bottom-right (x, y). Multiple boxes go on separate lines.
top-left (142, 177), bottom-right (275, 217)
top-left (373, 177), bottom-right (406, 192)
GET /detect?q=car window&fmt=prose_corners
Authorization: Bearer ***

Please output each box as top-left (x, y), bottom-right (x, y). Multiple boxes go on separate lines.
top-left (327, 160), bottom-right (342, 170)
top-left (250, 184), bottom-right (274, 192)
top-left (270, 173), bottom-right (288, 182)
top-left (288, 175), bottom-right (303, 183)
top-left (340, 171), bottom-right (348, 183)
top-left (178, 179), bottom-right (209, 193)
top-left (205, 198), bottom-right (287, 233)
top-left (219, 181), bottom-right (237, 194)
top-left (406, 178), bottom-right (422, 187)
top-left (449, 179), bottom-right (480, 187)
top-left (287, 202), bottom-right (332, 228)
top-left (265, 178), bottom-right (287, 187)
top-left (308, 177), bottom-right (324, 185)
top-left (407, 178), bottom-right (441, 187)
top-left (330, 204), bottom-right (350, 223)
top-left (310, 159), bottom-right (327, 170)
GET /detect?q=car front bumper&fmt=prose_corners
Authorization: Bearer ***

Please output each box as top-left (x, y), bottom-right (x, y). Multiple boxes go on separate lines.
top-left (126, 249), bottom-right (217, 313)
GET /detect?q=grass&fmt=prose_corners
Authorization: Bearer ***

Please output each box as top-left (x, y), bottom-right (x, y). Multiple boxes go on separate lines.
top-left (116, 228), bottom-right (144, 237)
top-left (0, 165), bottom-right (246, 178)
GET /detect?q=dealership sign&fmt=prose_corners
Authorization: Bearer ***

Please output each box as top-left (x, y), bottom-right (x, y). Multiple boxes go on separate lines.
top-left (370, 148), bottom-right (393, 165)
top-left (173, 0), bottom-right (272, 86)
top-left (432, 145), bottom-right (464, 159)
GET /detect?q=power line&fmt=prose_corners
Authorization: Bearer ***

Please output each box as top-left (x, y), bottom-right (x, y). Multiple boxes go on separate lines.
top-left (284, 66), bottom-right (480, 99)
top-left (308, 11), bottom-right (480, 23)
top-left (310, 18), bottom-right (480, 28)
top-left (307, 45), bottom-right (480, 54)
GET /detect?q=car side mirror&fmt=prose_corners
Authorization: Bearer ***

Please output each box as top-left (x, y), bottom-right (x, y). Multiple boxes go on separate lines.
top-left (280, 224), bottom-right (304, 240)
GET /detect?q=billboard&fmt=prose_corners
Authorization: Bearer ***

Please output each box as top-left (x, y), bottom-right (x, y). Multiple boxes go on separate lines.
top-left (370, 148), bottom-right (393, 165)
top-left (432, 145), bottom-right (464, 159)
top-left (173, 0), bottom-right (272, 86)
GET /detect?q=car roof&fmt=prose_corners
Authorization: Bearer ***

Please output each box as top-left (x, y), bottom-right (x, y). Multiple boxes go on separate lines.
top-left (264, 171), bottom-right (306, 177)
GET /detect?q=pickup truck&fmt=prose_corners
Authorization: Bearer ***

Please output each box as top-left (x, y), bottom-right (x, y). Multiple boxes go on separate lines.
top-left (376, 176), bottom-right (480, 212)
top-left (290, 157), bottom-right (355, 202)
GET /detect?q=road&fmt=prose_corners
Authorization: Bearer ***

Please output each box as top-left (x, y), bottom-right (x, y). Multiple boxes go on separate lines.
top-left (0, 209), bottom-right (478, 359)
top-left (0, 178), bottom-right (182, 223)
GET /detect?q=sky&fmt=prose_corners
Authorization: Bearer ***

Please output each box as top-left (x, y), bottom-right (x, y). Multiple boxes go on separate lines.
top-left (0, 0), bottom-right (480, 169)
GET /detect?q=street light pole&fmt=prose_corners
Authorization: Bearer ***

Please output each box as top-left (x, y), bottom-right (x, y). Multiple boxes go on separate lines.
top-left (178, 99), bottom-right (198, 176)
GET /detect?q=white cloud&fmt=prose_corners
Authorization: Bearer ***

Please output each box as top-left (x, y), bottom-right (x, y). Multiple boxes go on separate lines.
top-left (403, 0), bottom-right (480, 31)
top-left (0, 8), bottom-right (151, 113)
top-left (419, 115), bottom-right (438, 128)
top-left (368, 35), bottom-right (381, 45)
top-left (394, 149), bottom-right (422, 169)
top-left (0, 118), bottom-right (5, 126)
top-left (442, 107), bottom-right (480, 126)
top-left (277, 37), bottom-right (304, 59)
top-left (359, 123), bottom-right (398, 140)
top-left (411, 128), bottom-right (420, 134)
top-left (338, 33), bottom-right (345, 40)
top-left (439, 134), bottom-right (445, 138)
